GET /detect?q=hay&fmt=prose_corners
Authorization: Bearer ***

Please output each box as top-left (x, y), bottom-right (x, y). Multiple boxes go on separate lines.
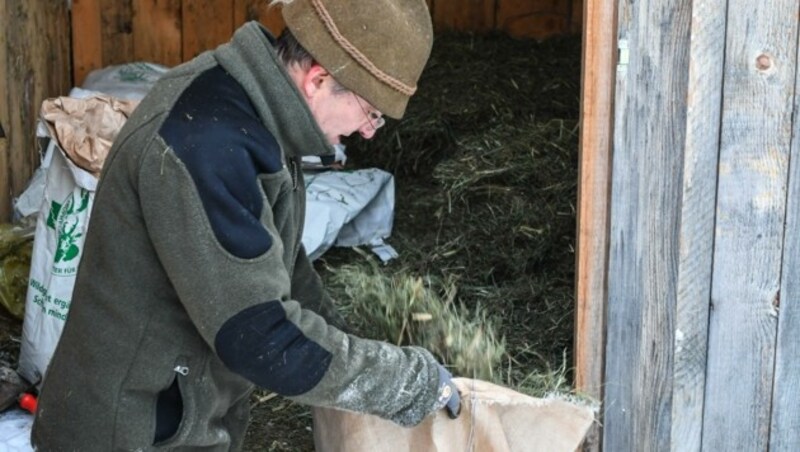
top-left (328, 252), bottom-right (505, 381)
top-left (326, 32), bottom-right (582, 398)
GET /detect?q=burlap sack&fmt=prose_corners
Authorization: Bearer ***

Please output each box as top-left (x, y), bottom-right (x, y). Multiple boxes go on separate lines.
top-left (313, 378), bottom-right (596, 452)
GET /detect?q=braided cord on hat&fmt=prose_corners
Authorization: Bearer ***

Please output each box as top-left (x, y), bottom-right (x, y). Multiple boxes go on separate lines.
top-left (310, 0), bottom-right (417, 96)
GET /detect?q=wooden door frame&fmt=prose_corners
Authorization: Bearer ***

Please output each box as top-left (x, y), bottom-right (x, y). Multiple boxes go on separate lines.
top-left (574, 0), bottom-right (617, 449)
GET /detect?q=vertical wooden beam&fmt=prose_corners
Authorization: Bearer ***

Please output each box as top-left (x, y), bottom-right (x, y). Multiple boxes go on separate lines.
top-left (669, 0), bottom-right (727, 450)
top-left (72, 0), bottom-right (103, 86)
top-left (0, 0), bottom-right (9, 221)
top-left (101, 0), bottom-right (134, 66)
top-left (603, 0), bottom-right (691, 450)
top-left (2, 0), bottom-right (70, 221)
top-left (703, 0), bottom-right (799, 449)
top-left (182, 0), bottom-right (235, 60)
top-left (133, 0), bottom-right (183, 68)
top-left (574, 0), bottom-right (615, 448)
top-left (433, 0), bottom-right (495, 34)
top-left (770, 21), bottom-right (800, 449)
top-left (233, 0), bottom-right (285, 35)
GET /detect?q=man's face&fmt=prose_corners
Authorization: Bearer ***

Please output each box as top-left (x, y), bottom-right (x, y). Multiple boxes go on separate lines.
top-left (302, 65), bottom-right (384, 145)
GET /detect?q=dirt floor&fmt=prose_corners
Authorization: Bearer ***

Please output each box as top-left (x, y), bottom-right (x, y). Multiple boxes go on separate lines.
top-left (0, 31), bottom-right (581, 452)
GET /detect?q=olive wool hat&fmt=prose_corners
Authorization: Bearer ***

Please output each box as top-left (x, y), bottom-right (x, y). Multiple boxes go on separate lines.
top-left (282, 0), bottom-right (433, 119)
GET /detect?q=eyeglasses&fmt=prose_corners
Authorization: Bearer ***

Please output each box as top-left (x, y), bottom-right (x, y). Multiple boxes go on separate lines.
top-left (353, 93), bottom-right (386, 131)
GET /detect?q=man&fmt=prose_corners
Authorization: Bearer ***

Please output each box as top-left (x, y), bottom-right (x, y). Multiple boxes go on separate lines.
top-left (31, 0), bottom-right (459, 449)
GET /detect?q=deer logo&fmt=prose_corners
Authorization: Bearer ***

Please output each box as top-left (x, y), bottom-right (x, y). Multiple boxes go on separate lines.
top-left (47, 189), bottom-right (91, 266)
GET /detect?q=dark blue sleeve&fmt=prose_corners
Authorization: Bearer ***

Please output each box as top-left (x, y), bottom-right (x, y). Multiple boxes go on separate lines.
top-left (215, 302), bottom-right (332, 395)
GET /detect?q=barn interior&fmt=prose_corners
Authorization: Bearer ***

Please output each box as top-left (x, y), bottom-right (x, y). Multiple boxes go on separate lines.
top-left (0, 1), bottom-right (586, 450)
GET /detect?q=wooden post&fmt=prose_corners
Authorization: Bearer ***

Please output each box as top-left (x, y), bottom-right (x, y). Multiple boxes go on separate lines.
top-left (574, 0), bottom-right (616, 449)
top-left (0, 0), bottom-right (9, 221)
top-left (1, 0), bottom-right (70, 221)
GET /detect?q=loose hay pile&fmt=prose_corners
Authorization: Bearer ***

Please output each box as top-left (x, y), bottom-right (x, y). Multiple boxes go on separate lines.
top-left (244, 32), bottom-right (582, 451)
top-left (333, 31), bottom-right (581, 393)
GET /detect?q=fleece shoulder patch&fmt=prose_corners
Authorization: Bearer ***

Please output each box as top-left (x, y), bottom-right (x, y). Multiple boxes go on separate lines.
top-left (159, 65), bottom-right (284, 258)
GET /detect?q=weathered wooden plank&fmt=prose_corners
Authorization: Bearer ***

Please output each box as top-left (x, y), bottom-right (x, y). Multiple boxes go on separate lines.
top-left (182, 0), bottom-right (234, 60)
top-left (497, 0), bottom-right (569, 40)
top-left (574, 0), bottom-right (615, 449)
top-left (603, 0), bottom-right (691, 450)
top-left (433, 0), bottom-right (495, 33)
top-left (233, 0), bottom-right (285, 35)
top-left (101, 0), bottom-right (134, 66)
top-left (3, 0), bottom-right (70, 221)
top-left (668, 0), bottom-right (726, 449)
top-left (0, 0), bottom-right (9, 221)
top-left (133, 0), bottom-right (183, 68)
top-left (770, 22), bottom-right (800, 449)
top-left (72, 0), bottom-right (103, 86)
top-left (701, 0), bottom-right (799, 450)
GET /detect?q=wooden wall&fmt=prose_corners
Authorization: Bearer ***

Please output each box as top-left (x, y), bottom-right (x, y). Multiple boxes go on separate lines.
top-left (71, 0), bottom-right (583, 85)
top-left (0, 0), bottom-right (71, 221)
top-left (587, 0), bottom-right (800, 449)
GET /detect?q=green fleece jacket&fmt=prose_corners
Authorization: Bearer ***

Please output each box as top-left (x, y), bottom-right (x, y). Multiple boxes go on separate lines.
top-left (32, 22), bottom-right (443, 451)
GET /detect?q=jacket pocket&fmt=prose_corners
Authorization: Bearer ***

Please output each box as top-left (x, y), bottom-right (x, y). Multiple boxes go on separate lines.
top-left (153, 359), bottom-right (192, 447)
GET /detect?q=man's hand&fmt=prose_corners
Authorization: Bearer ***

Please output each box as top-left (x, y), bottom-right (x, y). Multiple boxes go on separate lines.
top-left (437, 365), bottom-right (461, 419)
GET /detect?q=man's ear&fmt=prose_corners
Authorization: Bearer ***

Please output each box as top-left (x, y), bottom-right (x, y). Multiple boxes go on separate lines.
top-left (302, 64), bottom-right (330, 98)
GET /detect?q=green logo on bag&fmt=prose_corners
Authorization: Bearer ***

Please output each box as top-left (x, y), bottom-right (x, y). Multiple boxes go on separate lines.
top-left (47, 189), bottom-right (91, 266)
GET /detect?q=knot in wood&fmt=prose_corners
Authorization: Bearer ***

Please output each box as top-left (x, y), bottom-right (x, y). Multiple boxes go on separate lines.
top-left (756, 54), bottom-right (772, 71)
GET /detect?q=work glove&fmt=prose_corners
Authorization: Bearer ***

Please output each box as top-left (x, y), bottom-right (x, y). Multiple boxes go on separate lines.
top-left (436, 365), bottom-right (461, 419)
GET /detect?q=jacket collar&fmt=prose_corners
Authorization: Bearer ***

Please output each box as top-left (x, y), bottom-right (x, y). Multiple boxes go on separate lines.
top-left (214, 22), bottom-right (334, 158)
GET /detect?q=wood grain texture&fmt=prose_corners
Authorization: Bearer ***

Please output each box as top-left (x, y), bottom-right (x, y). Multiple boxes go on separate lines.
top-left (702, 1), bottom-right (798, 450)
top-left (603, 0), bottom-right (691, 450)
top-left (69, 0), bottom-right (580, 81)
top-left (573, 0), bottom-right (615, 448)
top-left (72, 0), bottom-right (103, 86)
top-left (182, 0), bottom-right (234, 60)
top-left (101, 0), bottom-right (134, 65)
top-left (1, 0), bottom-right (70, 221)
top-left (133, 0), bottom-right (183, 67)
top-left (433, 0), bottom-right (495, 33)
top-left (0, 0), bottom-right (9, 221)
top-left (234, 0), bottom-right (285, 35)
top-left (668, 0), bottom-right (726, 449)
top-left (497, 0), bottom-right (569, 40)
top-left (770, 18), bottom-right (800, 449)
